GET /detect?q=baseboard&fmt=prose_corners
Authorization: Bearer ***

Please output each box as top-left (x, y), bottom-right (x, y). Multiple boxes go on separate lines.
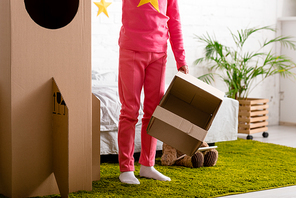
top-left (279, 121), bottom-right (296, 126)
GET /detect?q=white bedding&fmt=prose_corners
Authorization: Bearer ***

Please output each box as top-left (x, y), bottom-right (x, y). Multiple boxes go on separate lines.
top-left (92, 71), bottom-right (238, 155)
top-left (92, 71), bottom-right (163, 155)
top-left (206, 98), bottom-right (238, 143)
top-left (92, 84), bottom-right (164, 155)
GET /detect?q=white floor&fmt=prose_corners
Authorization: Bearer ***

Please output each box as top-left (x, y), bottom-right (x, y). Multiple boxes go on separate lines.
top-left (220, 125), bottom-right (296, 198)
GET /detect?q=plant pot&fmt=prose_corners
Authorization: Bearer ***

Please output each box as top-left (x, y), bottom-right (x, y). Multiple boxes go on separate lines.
top-left (238, 98), bottom-right (269, 139)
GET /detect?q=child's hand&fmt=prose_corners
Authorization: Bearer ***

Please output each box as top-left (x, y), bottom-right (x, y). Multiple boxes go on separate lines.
top-left (178, 65), bottom-right (189, 74)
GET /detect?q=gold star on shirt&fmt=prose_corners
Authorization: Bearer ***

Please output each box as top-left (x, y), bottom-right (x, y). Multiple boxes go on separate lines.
top-left (137, 0), bottom-right (160, 12)
top-left (94, 0), bottom-right (112, 17)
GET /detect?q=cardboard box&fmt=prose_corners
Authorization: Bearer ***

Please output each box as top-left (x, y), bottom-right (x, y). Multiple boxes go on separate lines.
top-left (0, 1), bottom-right (99, 197)
top-left (147, 72), bottom-right (225, 156)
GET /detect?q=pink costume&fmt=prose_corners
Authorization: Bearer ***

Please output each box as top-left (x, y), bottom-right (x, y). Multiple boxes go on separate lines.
top-left (118, 0), bottom-right (187, 172)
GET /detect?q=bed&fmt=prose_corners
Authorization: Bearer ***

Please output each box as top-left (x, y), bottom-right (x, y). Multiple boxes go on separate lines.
top-left (92, 71), bottom-right (238, 155)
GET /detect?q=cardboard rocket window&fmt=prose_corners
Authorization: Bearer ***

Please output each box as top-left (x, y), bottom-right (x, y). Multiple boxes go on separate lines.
top-left (24, 0), bottom-right (79, 29)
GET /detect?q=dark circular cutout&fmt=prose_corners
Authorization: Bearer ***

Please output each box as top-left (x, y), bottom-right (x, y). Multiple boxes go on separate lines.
top-left (24, 0), bottom-right (79, 29)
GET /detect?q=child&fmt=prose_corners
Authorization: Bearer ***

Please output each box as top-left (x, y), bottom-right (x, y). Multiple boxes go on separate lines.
top-left (118, 0), bottom-right (189, 184)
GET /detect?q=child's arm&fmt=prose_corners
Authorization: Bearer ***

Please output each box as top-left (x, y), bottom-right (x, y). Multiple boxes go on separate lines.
top-left (167, 0), bottom-right (187, 71)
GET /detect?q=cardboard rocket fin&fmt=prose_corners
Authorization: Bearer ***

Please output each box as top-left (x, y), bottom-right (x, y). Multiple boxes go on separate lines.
top-left (92, 94), bottom-right (101, 181)
top-left (52, 78), bottom-right (69, 197)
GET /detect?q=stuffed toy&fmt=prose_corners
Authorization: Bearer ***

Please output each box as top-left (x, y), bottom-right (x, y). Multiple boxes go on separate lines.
top-left (161, 142), bottom-right (218, 168)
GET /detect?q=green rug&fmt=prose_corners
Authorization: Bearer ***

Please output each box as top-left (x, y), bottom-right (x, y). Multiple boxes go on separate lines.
top-left (3, 139), bottom-right (296, 198)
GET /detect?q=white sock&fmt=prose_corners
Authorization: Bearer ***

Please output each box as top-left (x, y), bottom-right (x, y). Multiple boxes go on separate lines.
top-left (139, 165), bottom-right (171, 181)
top-left (119, 171), bottom-right (140, 184)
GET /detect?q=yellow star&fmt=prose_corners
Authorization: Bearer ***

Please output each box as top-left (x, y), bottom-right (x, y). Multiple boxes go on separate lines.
top-left (94, 0), bottom-right (112, 18)
top-left (137, 0), bottom-right (159, 12)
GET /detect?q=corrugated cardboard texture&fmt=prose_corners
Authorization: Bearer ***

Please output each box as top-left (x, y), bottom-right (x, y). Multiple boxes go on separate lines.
top-left (150, 106), bottom-right (206, 155)
top-left (148, 72), bottom-right (224, 156)
top-left (152, 106), bottom-right (208, 141)
top-left (0, 0), bottom-right (12, 195)
top-left (161, 72), bottom-right (224, 131)
top-left (149, 119), bottom-right (202, 156)
top-left (162, 94), bottom-right (210, 129)
top-left (0, 0), bottom-right (92, 197)
top-left (52, 79), bottom-right (70, 197)
top-left (92, 94), bottom-right (101, 181)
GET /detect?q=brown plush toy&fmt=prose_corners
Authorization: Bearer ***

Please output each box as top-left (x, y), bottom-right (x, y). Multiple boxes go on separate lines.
top-left (161, 142), bottom-right (218, 168)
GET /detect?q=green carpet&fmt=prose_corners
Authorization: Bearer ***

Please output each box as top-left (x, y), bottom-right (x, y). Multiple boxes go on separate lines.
top-left (2, 139), bottom-right (296, 198)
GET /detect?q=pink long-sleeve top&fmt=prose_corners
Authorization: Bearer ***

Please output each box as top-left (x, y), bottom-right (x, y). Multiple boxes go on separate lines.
top-left (119, 0), bottom-right (187, 70)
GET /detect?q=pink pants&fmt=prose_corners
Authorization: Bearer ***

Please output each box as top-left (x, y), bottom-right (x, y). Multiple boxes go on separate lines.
top-left (118, 48), bottom-right (167, 172)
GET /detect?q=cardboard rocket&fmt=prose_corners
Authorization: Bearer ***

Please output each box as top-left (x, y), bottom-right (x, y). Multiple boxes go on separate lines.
top-left (0, 0), bottom-right (100, 197)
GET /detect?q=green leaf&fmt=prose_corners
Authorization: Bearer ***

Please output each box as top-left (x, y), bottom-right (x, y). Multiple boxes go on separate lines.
top-left (194, 25), bottom-right (296, 98)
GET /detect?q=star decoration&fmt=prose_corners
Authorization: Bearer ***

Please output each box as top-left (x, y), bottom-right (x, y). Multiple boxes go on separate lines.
top-left (94, 0), bottom-right (112, 17)
top-left (137, 0), bottom-right (160, 12)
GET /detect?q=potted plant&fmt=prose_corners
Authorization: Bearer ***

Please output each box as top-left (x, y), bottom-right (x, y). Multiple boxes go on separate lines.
top-left (194, 26), bottom-right (296, 139)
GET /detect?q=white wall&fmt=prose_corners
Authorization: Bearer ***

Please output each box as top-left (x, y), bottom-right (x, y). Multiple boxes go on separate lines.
top-left (92, 0), bottom-right (282, 125)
